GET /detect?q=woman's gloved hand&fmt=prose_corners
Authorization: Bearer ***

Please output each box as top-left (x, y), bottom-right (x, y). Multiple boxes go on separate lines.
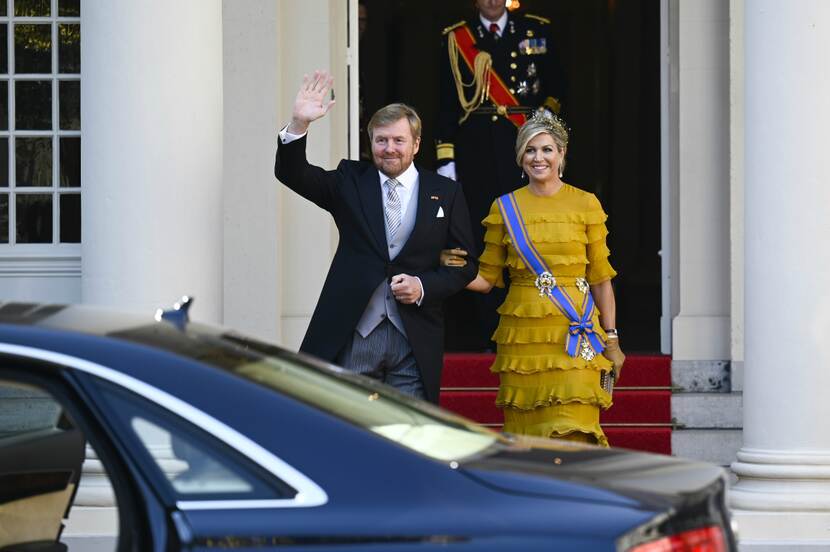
top-left (602, 338), bottom-right (625, 381)
top-left (440, 248), bottom-right (469, 268)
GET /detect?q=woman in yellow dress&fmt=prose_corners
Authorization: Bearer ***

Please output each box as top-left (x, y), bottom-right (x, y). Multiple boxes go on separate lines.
top-left (445, 113), bottom-right (625, 445)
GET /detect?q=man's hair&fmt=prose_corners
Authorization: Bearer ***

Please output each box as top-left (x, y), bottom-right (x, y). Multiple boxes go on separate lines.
top-left (367, 103), bottom-right (422, 140)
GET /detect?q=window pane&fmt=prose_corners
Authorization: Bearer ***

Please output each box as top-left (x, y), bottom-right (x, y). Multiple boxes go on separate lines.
top-left (0, 381), bottom-right (62, 433)
top-left (96, 379), bottom-right (292, 500)
top-left (15, 81), bottom-right (51, 130)
top-left (0, 82), bottom-right (6, 130)
top-left (58, 24), bottom-right (79, 74)
top-left (16, 137), bottom-right (52, 187)
top-left (14, 0), bottom-right (50, 17)
top-left (131, 417), bottom-right (254, 495)
top-left (0, 194), bottom-right (7, 243)
top-left (59, 193), bottom-right (79, 242)
top-left (15, 24), bottom-right (52, 74)
top-left (0, 137), bottom-right (7, 187)
top-left (0, 0), bottom-right (6, 17)
top-left (59, 80), bottom-right (79, 129)
top-left (16, 193), bottom-right (52, 243)
top-left (0, 24), bottom-right (7, 75)
top-left (58, 0), bottom-right (79, 17)
top-left (59, 137), bottom-right (79, 187)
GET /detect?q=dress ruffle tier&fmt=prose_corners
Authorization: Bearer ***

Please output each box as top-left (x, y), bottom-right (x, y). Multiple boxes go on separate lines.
top-left (479, 184), bottom-right (616, 446)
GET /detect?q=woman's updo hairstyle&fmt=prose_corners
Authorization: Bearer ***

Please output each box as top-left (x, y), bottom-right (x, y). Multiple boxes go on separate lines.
top-left (514, 111), bottom-right (570, 173)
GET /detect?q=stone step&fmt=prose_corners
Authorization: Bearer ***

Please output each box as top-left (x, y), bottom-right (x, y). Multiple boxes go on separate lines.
top-left (443, 353), bottom-right (671, 388)
top-left (672, 359), bottom-right (731, 392)
top-left (672, 391), bottom-right (742, 429)
top-left (672, 428), bottom-right (742, 466)
top-left (440, 389), bottom-right (672, 425)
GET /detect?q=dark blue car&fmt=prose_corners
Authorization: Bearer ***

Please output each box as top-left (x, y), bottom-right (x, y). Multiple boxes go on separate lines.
top-left (0, 301), bottom-right (736, 551)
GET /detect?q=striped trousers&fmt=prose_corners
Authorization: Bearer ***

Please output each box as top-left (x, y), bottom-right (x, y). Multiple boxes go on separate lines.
top-left (337, 319), bottom-right (426, 400)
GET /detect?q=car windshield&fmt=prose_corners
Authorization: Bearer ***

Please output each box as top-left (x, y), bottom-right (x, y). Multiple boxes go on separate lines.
top-left (101, 319), bottom-right (504, 463)
top-left (221, 333), bottom-right (502, 463)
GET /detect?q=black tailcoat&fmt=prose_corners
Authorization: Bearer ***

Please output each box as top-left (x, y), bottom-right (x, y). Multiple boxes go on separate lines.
top-left (274, 136), bottom-right (478, 403)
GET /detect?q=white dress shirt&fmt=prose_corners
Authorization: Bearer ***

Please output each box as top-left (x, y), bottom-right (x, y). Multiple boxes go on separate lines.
top-left (279, 126), bottom-right (306, 144)
top-left (378, 162), bottom-right (418, 221)
top-left (480, 10), bottom-right (508, 37)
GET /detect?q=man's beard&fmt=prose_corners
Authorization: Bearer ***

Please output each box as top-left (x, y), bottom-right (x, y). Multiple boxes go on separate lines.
top-left (375, 155), bottom-right (408, 177)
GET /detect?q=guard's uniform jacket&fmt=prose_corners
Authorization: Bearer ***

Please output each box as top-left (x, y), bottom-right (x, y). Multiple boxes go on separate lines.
top-left (436, 12), bottom-right (566, 248)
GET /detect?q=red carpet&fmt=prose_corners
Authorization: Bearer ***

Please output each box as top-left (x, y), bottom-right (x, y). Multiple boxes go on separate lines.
top-left (440, 353), bottom-right (672, 454)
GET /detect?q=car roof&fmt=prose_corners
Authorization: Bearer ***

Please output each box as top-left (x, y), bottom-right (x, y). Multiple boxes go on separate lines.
top-left (0, 302), bottom-right (155, 334)
top-left (0, 301), bottom-right (311, 374)
top-left (0, 301), bottom-right (340, 383)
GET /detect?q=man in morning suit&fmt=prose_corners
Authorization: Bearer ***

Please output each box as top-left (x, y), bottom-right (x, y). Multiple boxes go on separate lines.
top-left (274, 70), bottom-right (478, 403)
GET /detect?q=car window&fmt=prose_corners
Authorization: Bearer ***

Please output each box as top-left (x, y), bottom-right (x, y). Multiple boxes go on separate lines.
top-left (130, 417), bottom-right (254, 495)
top-left (232, 355), bottom-right (500, 463)
top-left (0, 380), bottom-right (90, 549)
top-left (0, 381), bottom-right (62, 436)
top-left (96, 379), bottom-right (296, 501)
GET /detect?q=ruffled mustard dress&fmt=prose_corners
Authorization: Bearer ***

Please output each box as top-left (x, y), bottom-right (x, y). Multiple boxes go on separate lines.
top-left (478, 184), bottom-right (617, 446)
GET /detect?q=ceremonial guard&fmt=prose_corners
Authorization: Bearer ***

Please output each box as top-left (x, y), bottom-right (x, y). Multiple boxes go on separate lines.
top-left (436, 3), bottom-right (566, 349)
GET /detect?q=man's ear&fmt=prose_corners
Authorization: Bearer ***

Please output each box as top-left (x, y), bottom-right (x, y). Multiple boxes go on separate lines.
top-left (413, 136), bottom-right (421, 155)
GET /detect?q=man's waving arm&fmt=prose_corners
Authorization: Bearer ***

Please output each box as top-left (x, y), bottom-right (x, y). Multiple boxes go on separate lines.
top-left (274, 70), bottom-right (340, 211)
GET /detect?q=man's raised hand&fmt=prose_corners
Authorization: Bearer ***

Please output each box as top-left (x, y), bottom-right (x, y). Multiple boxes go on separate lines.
top-left (288, 70), bottom-right (336, 135)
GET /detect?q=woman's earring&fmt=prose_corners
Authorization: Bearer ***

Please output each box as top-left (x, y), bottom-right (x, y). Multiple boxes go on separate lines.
top-left (558, 164), bottom-right (564, 178)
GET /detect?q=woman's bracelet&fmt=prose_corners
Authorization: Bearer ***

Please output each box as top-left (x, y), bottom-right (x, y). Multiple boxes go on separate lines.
top-left (604, 328), bottom-right (619, 339)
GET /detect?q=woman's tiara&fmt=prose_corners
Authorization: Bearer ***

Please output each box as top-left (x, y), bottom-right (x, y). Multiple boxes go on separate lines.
top-left (526, 109), bottom-right (569, 138)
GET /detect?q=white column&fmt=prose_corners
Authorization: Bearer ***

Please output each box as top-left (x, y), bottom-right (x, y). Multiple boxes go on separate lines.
top-left (222, 0), bottom-right (282, 342)
top-left (670, 0), bottom-right (731, 361)
top-left (276, 0), bottom-right (348, 349)
top-left (81, 0), bottom-right (224, 323)
top-left (731, 0), bottom-right (830, 545)
top-left (729, 0), bottom-right (745, 390)
top-left (74, 1), bottom-right (222, 534)
top-left (221, 0), bottom-right (350, 347)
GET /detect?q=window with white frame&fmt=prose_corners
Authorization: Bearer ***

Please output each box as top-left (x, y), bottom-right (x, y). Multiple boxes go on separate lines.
top-left (0, 0), bottom-right (80, 246)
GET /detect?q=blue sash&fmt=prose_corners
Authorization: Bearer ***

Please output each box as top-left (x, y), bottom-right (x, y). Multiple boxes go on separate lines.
top-left (497, 192), bottom-right (605, 360)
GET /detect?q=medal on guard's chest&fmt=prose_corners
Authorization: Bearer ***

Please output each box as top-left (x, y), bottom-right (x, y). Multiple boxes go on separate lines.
top-left (527, 62), bottom-right (537, 77)
top-left (518, 38), bottom-right (548, 55)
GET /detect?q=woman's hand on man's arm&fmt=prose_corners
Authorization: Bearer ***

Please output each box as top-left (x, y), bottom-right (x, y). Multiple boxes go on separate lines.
top-left (439, 248), bottom-right (493, 293)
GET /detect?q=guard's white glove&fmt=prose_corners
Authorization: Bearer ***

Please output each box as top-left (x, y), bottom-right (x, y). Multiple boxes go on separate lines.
top-left (437, 161), bottom-right (457, 181)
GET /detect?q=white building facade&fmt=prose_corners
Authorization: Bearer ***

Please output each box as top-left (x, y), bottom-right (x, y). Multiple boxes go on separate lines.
top-left (0, 0), bottom-right (827, 548)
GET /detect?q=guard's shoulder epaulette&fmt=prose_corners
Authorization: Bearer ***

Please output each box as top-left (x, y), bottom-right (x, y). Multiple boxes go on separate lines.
top-left (442, 20), bottom-right (466, 35)
top-left (524, 13), bottom-right (551, 25)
